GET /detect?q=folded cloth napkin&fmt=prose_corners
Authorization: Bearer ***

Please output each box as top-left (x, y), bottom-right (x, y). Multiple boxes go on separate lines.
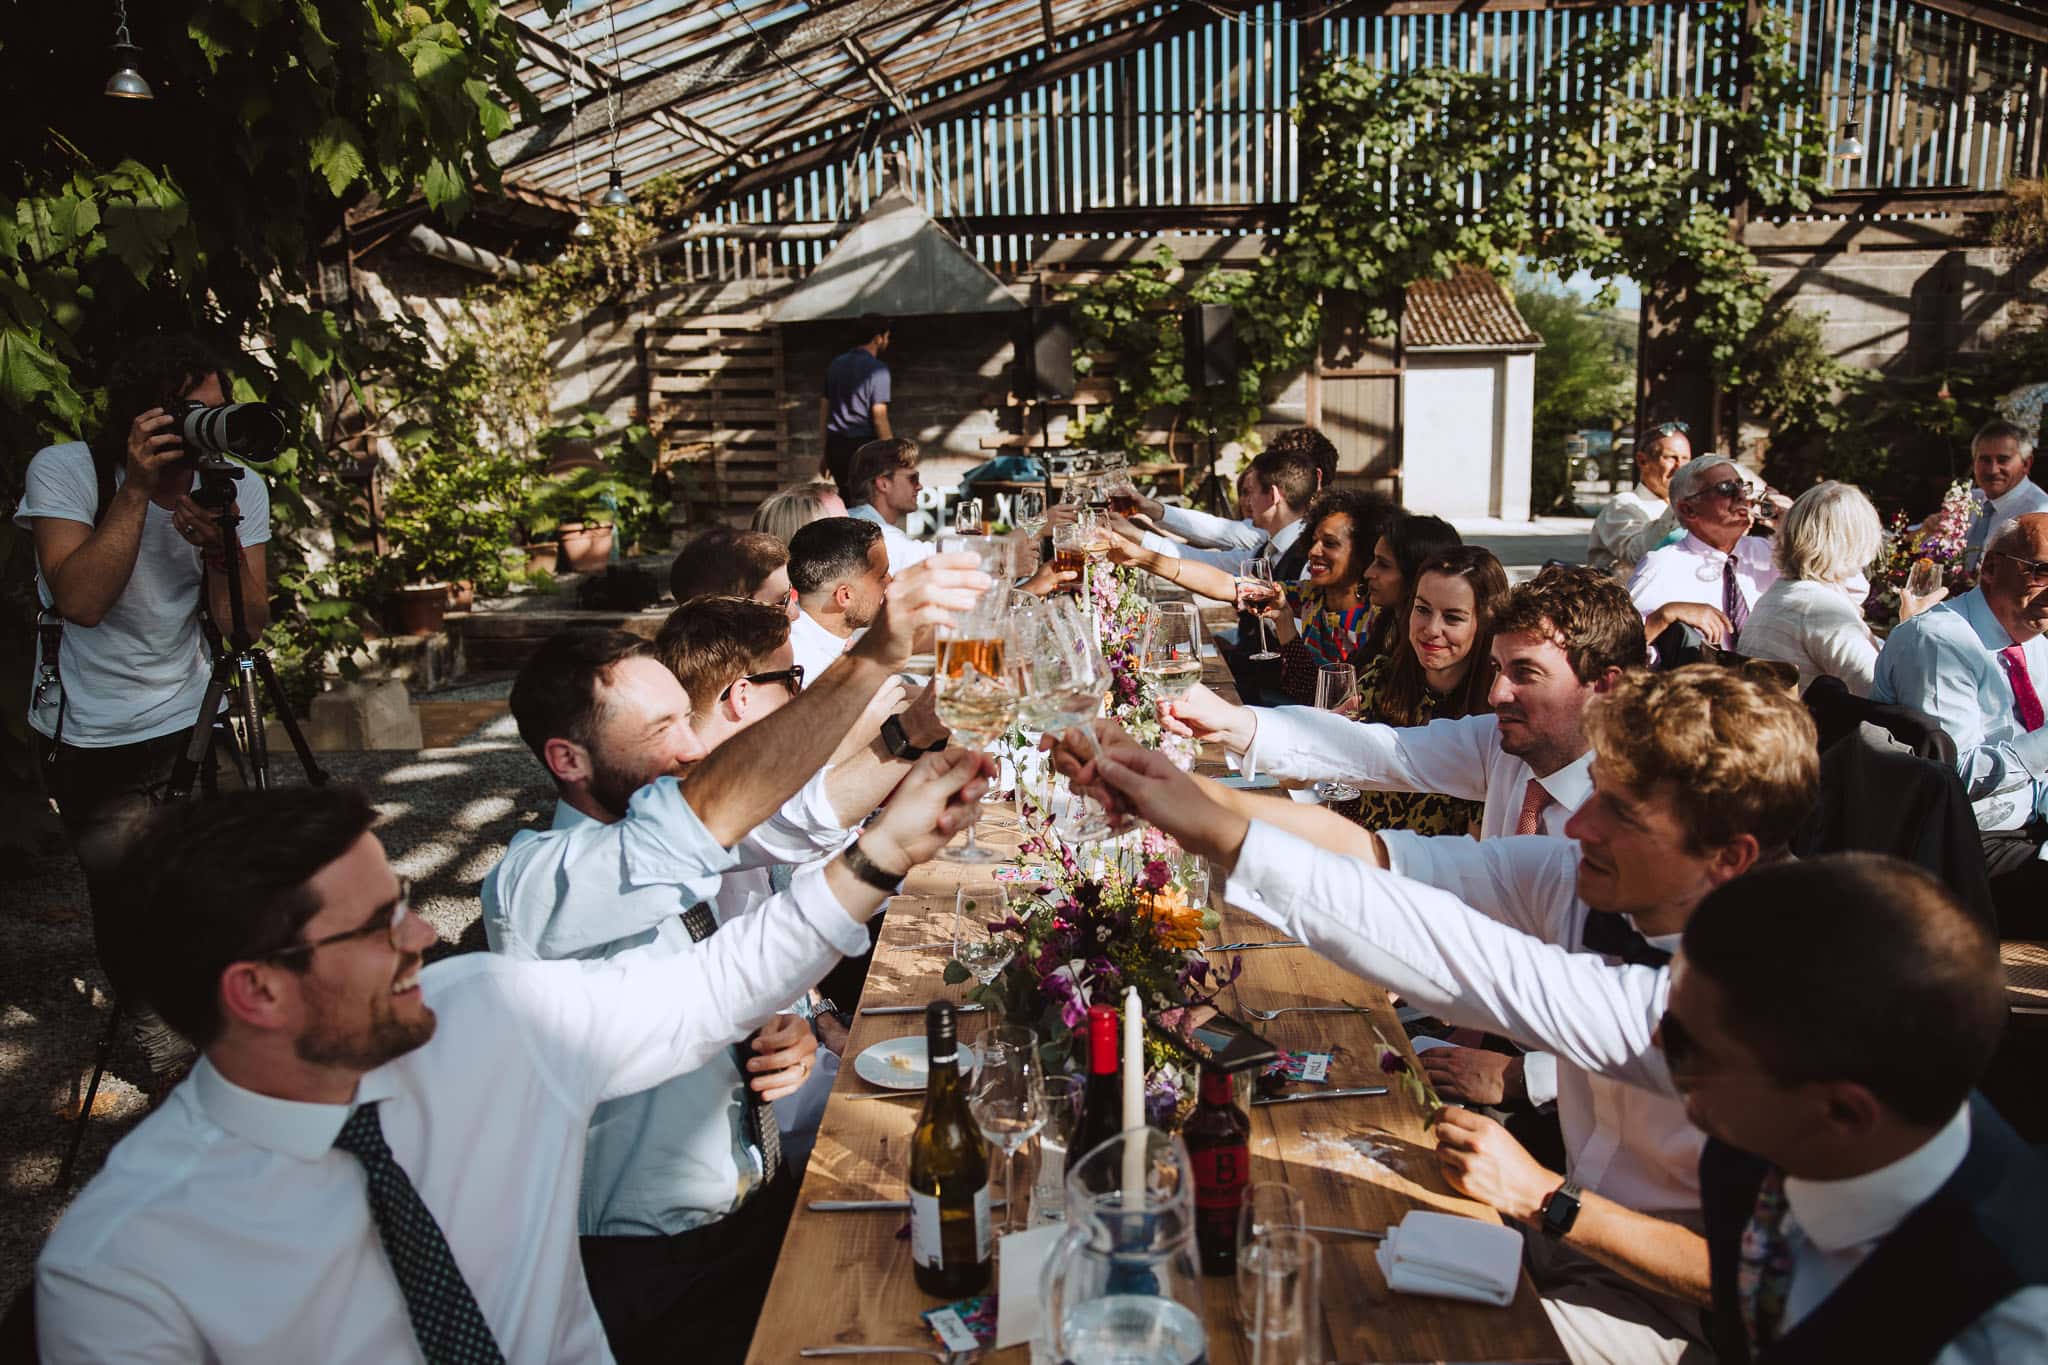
top-left (1374, 1211), bottom-right (1523, 1306)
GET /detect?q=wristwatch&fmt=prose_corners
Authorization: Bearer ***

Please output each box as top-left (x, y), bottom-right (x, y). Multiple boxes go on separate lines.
top-left (841, 836), bottom-right (907, 893)
top-left (1540, 1179), bottom-right (1584, 1239)
top-left (880, 713), bottom-right (949, 761)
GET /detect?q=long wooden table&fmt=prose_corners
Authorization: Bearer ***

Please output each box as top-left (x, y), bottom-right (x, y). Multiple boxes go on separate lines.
top-left (747, 740), bottom-right (1566, 1361)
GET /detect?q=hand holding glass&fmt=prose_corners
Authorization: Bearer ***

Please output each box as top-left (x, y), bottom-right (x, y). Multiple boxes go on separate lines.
top-left (1241, 557), bottom-right (1282, 661)
top-left (1311, 665), bottom-right (1360, 802)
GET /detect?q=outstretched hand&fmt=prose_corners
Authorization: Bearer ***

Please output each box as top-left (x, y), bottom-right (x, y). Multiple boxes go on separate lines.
top-left (863, 747), bottom-right (998, 870)
top-left (1073, 737), bottom-right (1250, 868)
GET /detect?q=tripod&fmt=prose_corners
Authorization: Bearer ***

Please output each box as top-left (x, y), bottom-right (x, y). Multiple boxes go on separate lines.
top-left (60, 461), bottom-right (327, 1186)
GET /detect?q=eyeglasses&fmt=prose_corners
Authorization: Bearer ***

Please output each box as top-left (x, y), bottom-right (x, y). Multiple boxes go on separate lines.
top-left (720, 664), bottom-right (805, 699)
top-left (1988, 550), bottom-right (2048, 584)
top-left (1695, 479), bottom-right (1752, 502)
top-left (260, 879), bottom-right (413, 961)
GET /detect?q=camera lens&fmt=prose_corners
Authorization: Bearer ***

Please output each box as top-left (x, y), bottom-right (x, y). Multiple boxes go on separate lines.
top-left (175, 401), bottom-right (288, 462)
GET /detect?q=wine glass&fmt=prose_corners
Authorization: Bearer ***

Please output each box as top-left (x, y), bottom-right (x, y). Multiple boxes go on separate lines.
top-left (1906, 556), bottom-right (1941, 599)
top-left (1240, 556), bottom-right (1282, 661)
top-left (1239, 1228), bottom-right (1323, 1365)
top-left (935, 536), bottom-right (1022, 864)
top-left (968, 1024), bottom-right (1046, 1245)
top-left (1312, 665), bottom-right (1360, 802)
top-left (1142, 603), bottom-right (1205, 702)
top-left (1014, 489), bottom-right (1047, 538)
top-left (1236, 1182), bottom-right (1308, 1324)
top-left (1032, 598), bottom-right (1114, 844)
top-left (1033, 1074), bottom-right (1086, 1223)
top-left (953, 496), bottom-right (986, 536)
top-left (953, 884), bottom-right (1016, 999)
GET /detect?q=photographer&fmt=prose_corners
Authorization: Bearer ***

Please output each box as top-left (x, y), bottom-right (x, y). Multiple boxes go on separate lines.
top-left (18, 333), bottom-right (272, 1084)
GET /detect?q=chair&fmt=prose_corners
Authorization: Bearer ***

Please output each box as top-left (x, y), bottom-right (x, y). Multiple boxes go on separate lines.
top-left (1801, 675), bottom-right (1956, 766)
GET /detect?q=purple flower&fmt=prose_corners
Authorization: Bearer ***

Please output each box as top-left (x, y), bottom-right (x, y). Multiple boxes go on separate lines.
top-left (1142, 859), bottom-right (1171, 891)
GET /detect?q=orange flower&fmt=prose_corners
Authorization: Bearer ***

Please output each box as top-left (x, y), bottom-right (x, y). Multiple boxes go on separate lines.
top-left (1144, 888), bottom-right (1204, 950)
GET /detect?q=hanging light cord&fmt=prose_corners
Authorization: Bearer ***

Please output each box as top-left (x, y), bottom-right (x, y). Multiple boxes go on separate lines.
top-left (112, 0), bottom-right (135, 46)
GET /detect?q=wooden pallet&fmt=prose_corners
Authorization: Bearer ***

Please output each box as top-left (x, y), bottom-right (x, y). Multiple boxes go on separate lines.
top-left (641, 313), bottom-right (799, 519)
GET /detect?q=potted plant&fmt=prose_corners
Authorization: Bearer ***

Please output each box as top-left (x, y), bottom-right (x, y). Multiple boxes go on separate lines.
top-left (382, 430), bottom-right (532, 633)
top-left (526, 414), bottom-right (673, 568)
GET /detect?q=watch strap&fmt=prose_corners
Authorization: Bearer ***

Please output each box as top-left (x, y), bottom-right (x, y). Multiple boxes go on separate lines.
top-left (841, 837), bottom-right (907, 893)
top-left (1541, 1179), bottom-right (1584, 1239)
top-left (879, 713), bottom-right (923, 761)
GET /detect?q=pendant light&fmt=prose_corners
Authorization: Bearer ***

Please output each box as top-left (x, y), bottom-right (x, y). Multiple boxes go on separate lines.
top-left (598, 1), bottom-right (631, 209)
top-left (105, 0), bottom-right (154, 99)
top-left (1833, 2), bottom-right (1866, 163)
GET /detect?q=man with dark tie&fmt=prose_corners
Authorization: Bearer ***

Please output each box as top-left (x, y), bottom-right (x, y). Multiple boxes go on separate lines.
top-left (1874, 511), bottom-right (2048, 936)
top-left (1667, 855), bottom-right (2048, 1363)
top-left (1627, 454), bottom-right (1781, 651)
top-left (1958, 418), bottom-right (2048, 568)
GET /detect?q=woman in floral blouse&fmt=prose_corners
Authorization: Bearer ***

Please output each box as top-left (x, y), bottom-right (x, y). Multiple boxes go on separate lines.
top-left (1333, 545), bottom-right (1511, 836)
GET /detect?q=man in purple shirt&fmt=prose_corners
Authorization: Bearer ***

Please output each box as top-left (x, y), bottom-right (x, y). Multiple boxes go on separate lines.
top-left (820, 314), bottom-right (893, 495)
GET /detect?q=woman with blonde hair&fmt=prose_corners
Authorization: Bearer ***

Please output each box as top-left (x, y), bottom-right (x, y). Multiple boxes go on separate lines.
top-left (1740, 479), bottom-right (1944, 695)
top-left (750, 481), bottom-right (845, 545)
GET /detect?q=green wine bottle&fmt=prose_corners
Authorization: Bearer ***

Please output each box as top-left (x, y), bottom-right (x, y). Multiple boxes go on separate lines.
top-left (908, 1002), bottom-right (992, 1297)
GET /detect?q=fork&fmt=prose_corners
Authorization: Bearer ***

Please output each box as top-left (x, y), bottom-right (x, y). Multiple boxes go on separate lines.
top-left (1240, 1003), bottom-right (1358, 1021)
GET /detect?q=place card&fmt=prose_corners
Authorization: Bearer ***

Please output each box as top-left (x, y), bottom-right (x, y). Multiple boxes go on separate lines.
top-left (922, 1295), bottom-right (997, 1352)
top-left (1264, 1048), bottom-right (1334, 1084)
top-left (994, 1224), bottom-right (1066, 1349)
top-left (994, 863), bottom-right (1058, 886)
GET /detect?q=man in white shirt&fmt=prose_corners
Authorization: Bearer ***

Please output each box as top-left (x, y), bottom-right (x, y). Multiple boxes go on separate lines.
top-left (1064, 663), bottom-right (1823, 1365)
top-left (36, 749), bottom-right (990, 1362)
top-left (843, 437), bottom-right (935, 573)
top-left (1629, 454), bottom-right (1782, 651)
top-left (786, 516), bottom-right (890, 679)
top-left (1121, 427), bottom-right (1336, 572)
top-left (1670, 855), bottom-right (2048, 1364)
top-left (1587, 419), bottom-right (1689, 578)
top-left (1872, 513), bottom-right (2048, 937)
top-left (1959, 418), bottom-right (2048, 567)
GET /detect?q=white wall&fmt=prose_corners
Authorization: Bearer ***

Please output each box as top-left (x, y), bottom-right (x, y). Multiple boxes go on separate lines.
top-left (1498, 351), bottom-right (1535, 522)
top-left (1399, 352), bottom-right (1536, 521)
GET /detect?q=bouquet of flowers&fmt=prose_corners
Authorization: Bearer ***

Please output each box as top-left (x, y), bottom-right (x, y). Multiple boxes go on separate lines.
top-left (946, 821), bottom-right (1235, 1127)
top-left (1867, 479), bottom-right (1979, 627)
top-left (1091, 562), bottom-right (1200, 766)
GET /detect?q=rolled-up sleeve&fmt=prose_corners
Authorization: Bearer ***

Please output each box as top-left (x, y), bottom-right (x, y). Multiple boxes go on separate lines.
top-left (732, 770), bottom-right (854, 869)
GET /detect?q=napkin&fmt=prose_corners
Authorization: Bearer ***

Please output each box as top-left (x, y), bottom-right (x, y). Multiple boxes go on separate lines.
top-left (994, 1224), bottom-right (1065, 1349)
top-left (1373, 1212), bottom-right (1522, 1306)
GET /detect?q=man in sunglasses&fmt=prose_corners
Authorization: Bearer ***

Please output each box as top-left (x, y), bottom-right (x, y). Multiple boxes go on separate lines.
top-left (1875, 512), bottom-right (2048, 936)
top-left (1588, 418), bottom-right (1690, 580)
top-left (1628, 454), bottom-right (1783, 652)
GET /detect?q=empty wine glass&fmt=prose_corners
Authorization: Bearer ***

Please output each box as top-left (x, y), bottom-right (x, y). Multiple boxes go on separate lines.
top-left (1312, 665), bottom-right (1360, 802)
top-left (953, 884), bottom-right (1015, 997)
top-left (1034, 1074), bottom-right (1086, 1223)
top-left (1142, 603), bottom-right (1205, 702)
top-left (1236, 1182), bottom-right (1308, 1324)
top-left (935, 536), bottom-right (1021, 864)
top-left (1240, 556), bottom-right (1283, 661)
top-left (1238, 1228), bottom-right (1323, 1365)
top-left (968, 1025), bottom-right (1046, 1244)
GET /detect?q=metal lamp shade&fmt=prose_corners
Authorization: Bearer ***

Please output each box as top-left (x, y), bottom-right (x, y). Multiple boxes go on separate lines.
top-left (105, 45), bottom-right (152, 99)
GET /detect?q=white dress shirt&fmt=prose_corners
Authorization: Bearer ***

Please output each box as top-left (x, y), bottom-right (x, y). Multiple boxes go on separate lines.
top-left (1737, 576), bottom-right (1881, 696)
top-left (1160, 503), bottom-right (1265, 551)
top-left (1872, 586), bottom-right (2048, 830)
top-left (1242, 705), bottom-right (1593, 843)
top-left (1221, 824), bottom-right (1695, 1212)
top-left (37, 871), bottom-right (872, 1363)
top-left (1586, 483), bottom-right (1671, 579)
top-left (789, 607), bottom-right (854, 683)
top-left (1966, 478), bottom-right (2048, 559)
top-left (1143, 515), bottom-right (1305, 576)
top-left (848, 502), bottom-right (934, 574)
top-left (1778, 1103), bottom-right (2048, 1363)
top-left (1627, 532), bottom-right (1780, 624)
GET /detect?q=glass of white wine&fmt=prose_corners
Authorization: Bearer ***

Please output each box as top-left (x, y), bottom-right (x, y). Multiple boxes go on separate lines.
top-left (1312, 665), bottom-right (1361, 802)
top-left (954, 883), bottom-right (1015, 999)
top-left (1142, 602), bottom-right (1206, 702)
top-left (1013, 489), bottom-right (1047, 538)
top-left (1240, 556), bottom-right (1283, 661)
top-left (936, 537), bottom-right (1021, 864)
top-left (1031, 598), bottom-right (1114, 843)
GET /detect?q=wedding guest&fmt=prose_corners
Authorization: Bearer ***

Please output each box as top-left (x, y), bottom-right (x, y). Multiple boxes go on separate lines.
top-left (1332, 545), bottom-right (1509, 837)
top-left (1873, 512), bottom-right (2048, 935)
top-left (36, 757), bottom-right (988, 1362)
top-left (1629, 454), bottom-right (1782, 650)
top-left (1671, 855), bottom-right (2048, 1363)
top-left (1246, 491), bottom-right (1413, 702)
top-left (1740, 481), bottom-right (1945, 695)
top-left (1110, 444), bottom-right (1323, 580)
top-left (786, 517), bottom-right (890, 680)
top-left (1347, 509), bottom-right (1463, 669)
top-left (1587, 419), bottom-right (1690, 578)
top-left (1960, 418), bottom-right (2048, 565)
top-left (669, 527), bottom-right (796, 618)
top-left (842, 438), bottom-right (934, 573)
top-left (752, 482), bottom-right (845, 545)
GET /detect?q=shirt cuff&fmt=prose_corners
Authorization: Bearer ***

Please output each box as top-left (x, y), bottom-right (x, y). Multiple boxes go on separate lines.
top-left (1219, 822), bottom-right (1303, 934)
top-left (2012, 727), bottom-right (2048, 780)
top-left (1377, 829), bottom-right (1424, 877)
top-left (1521, 1051), bottom-right (1559, 1107)
top-left (788, 769), bottom-right (847, 843)
top-left (1141, 530), bottom-right (1182, 558)
top-left (788, 860), bottom-right (876, 958)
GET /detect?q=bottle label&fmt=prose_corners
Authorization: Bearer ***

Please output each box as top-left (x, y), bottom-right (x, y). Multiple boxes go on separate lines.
top-left (910, 1184), bottom-right (993, 1267)
top-left (1190, 1141), bottom-right (1249, 1265)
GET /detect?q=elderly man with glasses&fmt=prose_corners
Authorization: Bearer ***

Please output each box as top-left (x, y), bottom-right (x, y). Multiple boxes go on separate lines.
top-left (1875, 511), bottom-right (2048, 936)
top-left (1627, 454), bottom-right (1785, 652)
top-left (1588, 419), bottom-right (1691, 579)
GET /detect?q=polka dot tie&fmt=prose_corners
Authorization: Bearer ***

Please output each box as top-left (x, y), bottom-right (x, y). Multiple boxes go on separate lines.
top-left (334, 1103), bottom-right (506, 1365)
top-left (679, 903), bottom-right (783, 1185)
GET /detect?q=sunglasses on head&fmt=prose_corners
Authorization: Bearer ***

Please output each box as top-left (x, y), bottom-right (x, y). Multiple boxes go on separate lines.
top-left (1647, 420), bottom-right (1691, 440)
top-left (720, 664), bottom-right (805, 700)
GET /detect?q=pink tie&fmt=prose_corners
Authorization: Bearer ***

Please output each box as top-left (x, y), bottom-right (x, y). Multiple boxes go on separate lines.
top-left (2001, 645), bottom-right (2046, 733)
top-left (1514, 779), bottom-right (1552, 836)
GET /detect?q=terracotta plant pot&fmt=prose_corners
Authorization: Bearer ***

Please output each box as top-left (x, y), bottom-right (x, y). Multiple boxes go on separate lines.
top-left (396, 582), bottom-right (449, 637)
top-left (525, 541), bottom-right (561, 574)
top-left (559, 522), bottom-right (615, 574)
top-left (446, 580), bottom-right (475, 612)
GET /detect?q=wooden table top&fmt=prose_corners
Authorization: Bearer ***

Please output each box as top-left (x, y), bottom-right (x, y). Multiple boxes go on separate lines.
top-left (745, 738), bottom-right (1566, 1362)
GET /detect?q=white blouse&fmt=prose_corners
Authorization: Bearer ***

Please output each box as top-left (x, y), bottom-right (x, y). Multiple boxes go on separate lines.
top-left (1738, 575), bottom-right (1880, 696)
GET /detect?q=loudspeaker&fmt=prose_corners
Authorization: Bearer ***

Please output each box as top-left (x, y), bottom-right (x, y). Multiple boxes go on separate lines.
top-left (1017, 305), bottom-right (1075, 401)
top-left (1183, 303), bottom-right (1239, 388)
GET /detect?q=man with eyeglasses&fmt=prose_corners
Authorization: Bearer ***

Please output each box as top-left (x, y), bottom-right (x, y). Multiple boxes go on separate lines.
top-left (1587, 419), bottom-right (1690, 580)
top-left (1875, 512), bottom-right (2048, 936)
top-left (1628, 454), bottom-right (1783, 652)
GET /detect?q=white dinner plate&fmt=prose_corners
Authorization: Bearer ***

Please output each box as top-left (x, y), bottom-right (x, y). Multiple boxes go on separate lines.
top-left (854, 1035), bottom-right (980, 1090)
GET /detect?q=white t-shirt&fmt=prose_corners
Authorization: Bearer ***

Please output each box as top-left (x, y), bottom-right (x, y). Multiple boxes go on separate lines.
top-left (17, 441), bottom-right (272, 748)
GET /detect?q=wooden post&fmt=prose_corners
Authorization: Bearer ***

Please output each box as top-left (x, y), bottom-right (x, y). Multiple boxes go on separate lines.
top-left (1115, 53), bottom-right (1138, 205)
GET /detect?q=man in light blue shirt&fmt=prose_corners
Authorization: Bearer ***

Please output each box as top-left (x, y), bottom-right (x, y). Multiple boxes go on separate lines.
top-left (1873, 513), bottom-right (2048, 935)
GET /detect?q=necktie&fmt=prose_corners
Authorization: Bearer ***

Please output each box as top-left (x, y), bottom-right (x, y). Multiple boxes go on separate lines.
top-left (680, 902), bottom-right (783, 1185)
top-left (333, 1103), bottom-right (506, 1365)
top-left (2000, 644), bottom-right (2046, 733)
top-left (1722, 555), bottom-right (1749, 643)
top-left (1737, 1168), bottom-right (1800, 1351)
top-left (1967, 501), bottom-right (1993, 552)
top-left (1513, 779), bottom-right (1552, 837)
top-left (1580, 912), bottom-right (1673, 968)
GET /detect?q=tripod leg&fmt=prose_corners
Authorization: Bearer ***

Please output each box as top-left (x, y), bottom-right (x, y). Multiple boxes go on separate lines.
top-left (235, 657), bottom-right (271, 791)
top-left (59, 999), bottom-right (125, 1188)
top-left (251, 649), bottom-right (328, 787)
top-left (163, 657), bottom-right (236, 803)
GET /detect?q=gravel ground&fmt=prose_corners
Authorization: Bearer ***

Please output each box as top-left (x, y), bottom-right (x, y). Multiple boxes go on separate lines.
top-left (0, 691), bottom-right (549, 1315)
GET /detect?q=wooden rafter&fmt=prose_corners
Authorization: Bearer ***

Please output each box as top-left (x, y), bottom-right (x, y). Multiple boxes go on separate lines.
top-left (839, 36), bottom-right (910, 111)
top-left (1900, 0), bottom-right (2048, 45)
top-left (505, 20), bottom-right (755, 169)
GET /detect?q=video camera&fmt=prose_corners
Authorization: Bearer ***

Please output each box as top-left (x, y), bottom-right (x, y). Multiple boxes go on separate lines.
top-left (168, 399), bottom-right (289, 469)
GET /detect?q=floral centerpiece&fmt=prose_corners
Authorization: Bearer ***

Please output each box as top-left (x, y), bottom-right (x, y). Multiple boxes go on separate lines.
top-left (1867, 479), bottom-right (1979, 628)
top-left (1090, 561), bottom-right (1199, 767)
top-left (945, 820), bottom-right (1236, 1128)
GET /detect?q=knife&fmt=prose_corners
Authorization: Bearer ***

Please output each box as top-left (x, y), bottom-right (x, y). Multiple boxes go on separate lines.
top-left (1208, 939), bottom-right (1307, 952)
top-left (1304, 1222), bottom-right (1387, 1241)
top-left (861, 1003), bottom-right (987, 1016)
top-left (809, 1198), bottom-right (1009, 1212)
top-left (1251, 1086), bottom-right (1388, 1106)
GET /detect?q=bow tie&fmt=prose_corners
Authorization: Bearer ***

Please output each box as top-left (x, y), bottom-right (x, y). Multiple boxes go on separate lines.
top-left (1581, 912), bottom-right (1673, 968)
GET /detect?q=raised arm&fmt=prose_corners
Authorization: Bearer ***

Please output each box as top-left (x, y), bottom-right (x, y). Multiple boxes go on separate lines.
top-left (1104, 529), bottom-right (1243, 603)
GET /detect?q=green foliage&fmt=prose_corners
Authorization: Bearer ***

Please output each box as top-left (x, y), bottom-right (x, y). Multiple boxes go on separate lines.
top-left (526, 411), bottom-right (672, 550)
top-left (1514, 281), bottom-right (1634, 514)
top-left (1993, 177), bottom-right (2048, 259)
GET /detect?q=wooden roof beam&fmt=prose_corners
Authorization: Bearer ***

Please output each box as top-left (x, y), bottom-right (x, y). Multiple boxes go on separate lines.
top-left (840, 35), bottom-right (909, 112)
top-left (1898, 0), bottom-right (2048, 45)
top-left (506, 20), bottom-right (755, 171)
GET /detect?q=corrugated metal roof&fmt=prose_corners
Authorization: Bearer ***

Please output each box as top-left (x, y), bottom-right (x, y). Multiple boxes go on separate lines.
top-left (1402, 265), bottom-right (1543, 352)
